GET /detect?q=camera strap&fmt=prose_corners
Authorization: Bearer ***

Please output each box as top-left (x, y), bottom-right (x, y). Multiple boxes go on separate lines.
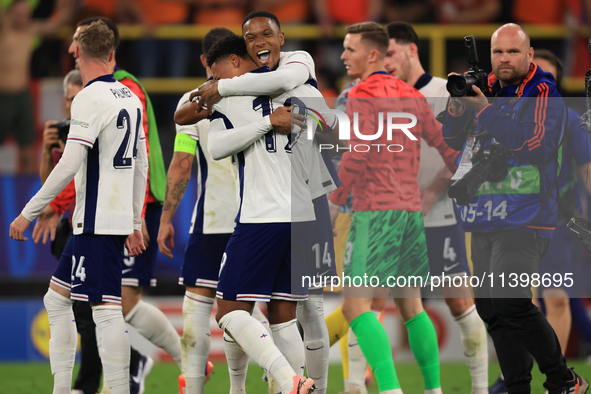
top-left (452, 136), bottom-right (479, 181)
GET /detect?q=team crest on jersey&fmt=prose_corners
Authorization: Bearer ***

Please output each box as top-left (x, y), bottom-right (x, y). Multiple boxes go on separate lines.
top-left (71, 119), bottom-right (89, 128)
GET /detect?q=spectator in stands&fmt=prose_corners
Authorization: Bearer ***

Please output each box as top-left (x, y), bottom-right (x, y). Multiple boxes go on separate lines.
top-left (252, 0), bottom-right (310, 25)
top-left (314, 0), bottom-right (382, 37)
top-left (118, 0), bottom-right (190, 77)
top-left (512, 0), bottom-right (566, 25)
top-left (192, 0), bottom-right (248, 28)
top-left (433, 0), bottom-right (500, 23)
top-left (382, 0), bottom-right (435, 23)
top-left (0, 0), bottom-right (73, 174)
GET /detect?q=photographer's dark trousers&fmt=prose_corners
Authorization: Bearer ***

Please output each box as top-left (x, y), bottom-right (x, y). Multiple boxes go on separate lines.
top-left (471, 230), bottom-right (569, 394)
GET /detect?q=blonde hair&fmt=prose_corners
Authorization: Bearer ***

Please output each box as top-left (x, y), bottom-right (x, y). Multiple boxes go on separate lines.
top-left (77, 20), bottom-right (114, 62)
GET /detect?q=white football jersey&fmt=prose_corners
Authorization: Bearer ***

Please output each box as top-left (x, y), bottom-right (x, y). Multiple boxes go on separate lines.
top-left (210, 92), bottom-right (314, 223)
top-left (272, 87), bottom-right (339, 201)
top-left (175, 91), bottom-right (238, 234)
top-left (278, 51), bottom-right (317, 81)
top-left (416, 74), bottom-right (457, 227)
top-left (67, 76), bottom-right (144, 235)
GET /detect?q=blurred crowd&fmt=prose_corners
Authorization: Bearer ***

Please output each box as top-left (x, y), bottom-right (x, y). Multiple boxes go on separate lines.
top-left (0, 0), bottom-right (590, 174)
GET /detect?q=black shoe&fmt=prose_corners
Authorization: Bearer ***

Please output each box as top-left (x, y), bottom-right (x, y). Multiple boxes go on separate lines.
top-left (544, 368), bottom-right (589, 394)
top-left (129, 355), bottom-right (154, 394)
top-left (490, 375), bottom-right (508, 394)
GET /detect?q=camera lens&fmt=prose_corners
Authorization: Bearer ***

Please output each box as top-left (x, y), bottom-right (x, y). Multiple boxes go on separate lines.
top-left (447, 75), bottom-right (470, 97)
top-left (447, 74), bottom-right (480, 97)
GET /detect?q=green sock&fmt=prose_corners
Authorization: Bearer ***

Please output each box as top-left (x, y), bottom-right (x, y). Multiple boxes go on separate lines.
top-left (405, 310), bottom-right (441, 389)
top-left (350, 312), bottom-right (399, 391)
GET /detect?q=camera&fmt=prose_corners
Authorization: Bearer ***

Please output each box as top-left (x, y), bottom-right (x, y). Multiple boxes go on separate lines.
top-left (50, 118), bottom-right (70, 147)
top-left (448, 143), bottom-right (512, 206)
top-left (447, 36), bottom-right (490, 97)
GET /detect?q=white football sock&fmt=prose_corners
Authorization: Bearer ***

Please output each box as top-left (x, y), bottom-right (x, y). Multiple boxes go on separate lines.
top-left (125, 300), bottom-right (182, 368)
top-left (252, 302), bottom-right (275, 335)
top-left (43, 288), bottom-right (77, 394)
top-left (347, 327), bottom-right (368, 388)
top-left (252, 304), bottom-right (282, 394)
top-left (93, 305), bottom-right (130, 394)
top-left (181, 292), bottom-right (214, 394)
top-left (425, 388), bottom-right (443, 394)
top-left (455, 305), bottom-right (488, 389)
top-left (223, 332), bottom-right (249, 394)
top-left (270, 319), bottom-right (305, 377)
top-left (218, 310), bottom-right (297, 393)
top-left (297, 295), bottom-right (329, 394)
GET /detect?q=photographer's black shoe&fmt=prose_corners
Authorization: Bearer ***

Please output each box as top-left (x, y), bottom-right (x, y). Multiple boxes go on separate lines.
top-left (544, 368), bottom-right (589, 394)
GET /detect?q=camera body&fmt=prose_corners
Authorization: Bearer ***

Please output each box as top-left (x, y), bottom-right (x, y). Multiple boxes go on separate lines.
top-left (50, 118), bottom-right (70, 147)
top-left (448, 142), bottom-right (512, 206)
top-left (447, 36), bottom-right (490, 97)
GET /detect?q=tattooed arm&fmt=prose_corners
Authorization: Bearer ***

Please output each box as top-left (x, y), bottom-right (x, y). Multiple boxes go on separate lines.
top-left (157, 150), bottom-right (195, 259)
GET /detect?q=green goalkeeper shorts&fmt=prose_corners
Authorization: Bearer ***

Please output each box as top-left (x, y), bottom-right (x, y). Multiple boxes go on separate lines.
top-left (343, 210), bottom-right (429, 286)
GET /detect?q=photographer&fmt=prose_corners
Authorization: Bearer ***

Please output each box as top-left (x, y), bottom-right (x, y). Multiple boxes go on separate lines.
top-left (40, 70), bottom-right (82, 183)
top-left (34, 70), bottom-right (82, 247)
top-left (442, 24), bottom-right (587, 394)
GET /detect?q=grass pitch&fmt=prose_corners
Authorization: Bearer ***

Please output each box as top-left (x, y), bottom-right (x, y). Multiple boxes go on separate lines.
top-left (1, 361), bottom-right (590, 394)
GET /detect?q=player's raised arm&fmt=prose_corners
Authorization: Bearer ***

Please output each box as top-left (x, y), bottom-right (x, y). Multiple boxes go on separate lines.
top-left (218, 51), bottom-right (314, 97)
top-left (207, 106), bottom-right (302, 160)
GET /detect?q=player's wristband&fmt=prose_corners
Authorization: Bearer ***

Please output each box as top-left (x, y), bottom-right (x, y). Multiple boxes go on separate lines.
top-left (174, 133), bottom-right (198, 154)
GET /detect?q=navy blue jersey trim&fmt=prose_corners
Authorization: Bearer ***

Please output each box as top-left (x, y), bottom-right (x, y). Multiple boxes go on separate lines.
top-left (235, 152), bottom-right (245, 223)
top-left (321, 150), bottom-right (341, 188)
top-left (193, 143), bottom-right (209, 233)
top-left (83, 140), bottom-right (100, 233)
top-left (414, 73), bottom-right (433, 91)
top-left (85, 74), bottom-right (116, 88)
top-left (208, 111), bottom-right (235, 129)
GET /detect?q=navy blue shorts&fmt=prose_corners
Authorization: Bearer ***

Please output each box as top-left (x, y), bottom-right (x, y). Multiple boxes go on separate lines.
top-left (121, 203), bottom-right (161, 287)
top-left (179, 232), bottom-right (232, 288)
top-left (307, 196), bottom-right (337, 289)
top-left (217, 222), bottom-right (311, 302)
top-left (539, 223), bottom-right (578, 295)
top-left (425, 223), bottom-right (470, 281)
top-left (51, 234), bottom-right (126, 303)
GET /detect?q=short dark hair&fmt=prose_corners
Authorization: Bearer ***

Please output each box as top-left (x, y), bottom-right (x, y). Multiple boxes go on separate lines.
top-left (346, 22), bottom-right (389, 56)
top-left (202, 27), bottom-right (235, 55)
top-left (387, 22), bottom-right (419, 50)
top-left (206, 35), bottom-right (248, 67)
top-left (242, 10), bottom-right (280, 30)
top-left (78, 17), bottom-right (120, 51)
top-left (534, 48), bottom-right (563, 85)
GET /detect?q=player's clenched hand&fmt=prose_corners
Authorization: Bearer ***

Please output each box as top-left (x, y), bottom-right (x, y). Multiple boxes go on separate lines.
top-left (270, 106), bottom-right (304, 134)
top-left (9, 214), bottom-right (31, 242)
top-left (196, 79), bottom-right (220, 112)
top-left (32, 205), bottom-right (60, 244)
top-left (157, 222), bottom-right (175, 259)
top-left (125, 230), bottom-right (146, 257)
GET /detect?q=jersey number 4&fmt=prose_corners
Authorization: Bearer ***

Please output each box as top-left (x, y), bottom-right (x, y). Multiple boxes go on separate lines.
top-left (114, 108), bottom-right (142, 169)
top-left (253, 96), bottom-right (291, 153)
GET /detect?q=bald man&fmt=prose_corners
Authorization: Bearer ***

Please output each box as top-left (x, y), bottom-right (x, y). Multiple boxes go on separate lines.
top-left (441, 24), bottom-right (588, 394)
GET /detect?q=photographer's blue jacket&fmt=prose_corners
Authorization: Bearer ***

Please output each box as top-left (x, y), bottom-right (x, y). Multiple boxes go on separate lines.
top-left (442, 63), bottom-right (567, 236)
